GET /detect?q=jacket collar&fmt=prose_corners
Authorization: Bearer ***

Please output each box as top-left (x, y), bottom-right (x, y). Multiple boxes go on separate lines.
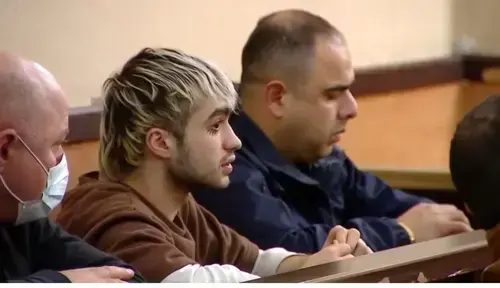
top-left (230, 112), bottom-right (318, 186)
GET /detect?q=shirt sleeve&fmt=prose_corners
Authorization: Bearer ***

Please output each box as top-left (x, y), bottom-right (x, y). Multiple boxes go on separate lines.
top-left (251, 248), bottom-right (297, 277)
top-left (163, 248), bottom-right (296, 282)
top-left (162, 264), bottom-right (259, 283)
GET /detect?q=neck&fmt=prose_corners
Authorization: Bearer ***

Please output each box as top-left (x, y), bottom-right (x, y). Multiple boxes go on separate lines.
top-left (0, 194), bottom-right (18, 223)
top-left (241, 97), bottom-right (296, 163)
top-left (123, 161), bottom-right (187, 221)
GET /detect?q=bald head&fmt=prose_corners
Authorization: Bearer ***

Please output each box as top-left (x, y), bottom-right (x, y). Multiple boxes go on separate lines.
top-left (0, 51), bottom-right (67, 139)
top-left (0, 51), bottom-right (69, 220)
top-left (257, 9), bottom-right (338, 31)
top-left (240, 9), bottom-right (343, 95)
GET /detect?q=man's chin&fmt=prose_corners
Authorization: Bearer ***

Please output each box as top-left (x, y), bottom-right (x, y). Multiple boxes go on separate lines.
top-left (318, 145), bottom-right (335, 158)
top-left (195, 177), bottom-right (230, 190)
top-left (215, 177), bottom-right (230, 189)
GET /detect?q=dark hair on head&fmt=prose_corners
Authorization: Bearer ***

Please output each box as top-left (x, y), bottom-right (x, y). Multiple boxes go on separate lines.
top-left (450, 94), bottom-right (500, 230)
top-left (240, 9), bottom-right (342, 92)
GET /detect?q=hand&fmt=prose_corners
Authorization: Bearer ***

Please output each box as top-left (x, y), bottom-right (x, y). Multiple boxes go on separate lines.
top-left (352, 238), bottom-right (373, 256)
top-left (397, 203), bottom-right (473, 242)
top-left (60, 266), bottom-right (135, 283)
top-left (301, 242), bottom-right (353, 269)
top-left (323, 225), bottom-right (373, 256)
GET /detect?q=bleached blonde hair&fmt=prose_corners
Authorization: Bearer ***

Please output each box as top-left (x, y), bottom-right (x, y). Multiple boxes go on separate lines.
top-left (99, 47), bottom-right (237, 181)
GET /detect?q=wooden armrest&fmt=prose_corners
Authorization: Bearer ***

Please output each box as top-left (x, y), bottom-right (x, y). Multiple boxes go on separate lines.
top-left (248, 230), bottom-right (492, 283)
top-left (361, 166), bottom-right (454, 190)
top-left (483, 67), bottom-right (500, 84)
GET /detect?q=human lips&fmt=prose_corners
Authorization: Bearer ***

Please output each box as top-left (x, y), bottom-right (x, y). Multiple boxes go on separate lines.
top-left (221, 155), bottom-right (236, 175)
top-left (331, 129), bottom-right (346, 143)
top-left (221, 154), bottom-right (235, 166)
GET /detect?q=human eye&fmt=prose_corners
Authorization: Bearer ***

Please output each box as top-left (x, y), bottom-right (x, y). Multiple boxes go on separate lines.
top-left (208, 121), bottom-right (222, 135)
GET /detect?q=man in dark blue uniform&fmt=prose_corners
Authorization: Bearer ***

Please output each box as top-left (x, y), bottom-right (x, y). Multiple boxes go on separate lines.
top-left (193, 9), bottom-right (472, 253)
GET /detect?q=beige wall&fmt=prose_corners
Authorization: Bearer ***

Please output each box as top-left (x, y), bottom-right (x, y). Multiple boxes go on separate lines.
top-left (452, 0), bottom-right (500, 56)
top-left (0, 0), bottom-right (453, 107)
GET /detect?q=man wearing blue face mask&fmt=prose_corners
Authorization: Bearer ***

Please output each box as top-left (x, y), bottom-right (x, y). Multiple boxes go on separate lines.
top-left (0, 51), bottom-right (144, 283)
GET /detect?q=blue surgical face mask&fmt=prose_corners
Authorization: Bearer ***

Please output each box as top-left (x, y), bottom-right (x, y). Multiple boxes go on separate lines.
top-left (41, 153), bottom-right (69, 210)
top-left (0, 135), bottom-right (63, 225)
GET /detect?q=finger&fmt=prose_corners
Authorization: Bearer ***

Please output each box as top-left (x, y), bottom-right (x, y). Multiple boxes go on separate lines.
top-left (330, 242), bottom-right (352, 257)
top-left (106, 279), bottom-right (126, 283)
top-left (352, 240), bottom-right (364, 256)
top-left (334, 227), bottom-right (348, 244)
top-left (435, 204), bottom-right (471, 225)
top-left (435, 204), bottom-right (459, 213)
top-left (323, 226), bottom-right (346, 248)
top-left (323, 228), bottom-right (337, 248)
top-left (353, 239), bottom-right (373, 256)
top-left (100, 266), bottom-right (135, 280)
top-left (345, 229), bottom-right (360, 251)
top-left (447, 210), bottom-right (471, 225)
top-left (337, 254), bottom-right (354, 260)
top-left (443, 221), bottom-right (473, 236)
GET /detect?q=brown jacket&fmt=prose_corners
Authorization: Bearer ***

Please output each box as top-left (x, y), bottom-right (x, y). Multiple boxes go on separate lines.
top-left (55, 171), bottom-right (260, 282)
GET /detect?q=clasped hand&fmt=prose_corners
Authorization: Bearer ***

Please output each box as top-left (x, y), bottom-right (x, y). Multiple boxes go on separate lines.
top-left (301, 225), bottom-right (373, 269)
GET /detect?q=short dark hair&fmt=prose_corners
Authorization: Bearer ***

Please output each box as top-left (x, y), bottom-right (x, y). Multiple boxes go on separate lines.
top-left (450, 95), bottom-right (500, 230)
top-left (240, 9), bottom-right (342, 91)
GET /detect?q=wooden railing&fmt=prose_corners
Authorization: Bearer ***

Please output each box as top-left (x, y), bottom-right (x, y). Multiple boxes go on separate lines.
top-left (248, 230), bottom-right (492, 283)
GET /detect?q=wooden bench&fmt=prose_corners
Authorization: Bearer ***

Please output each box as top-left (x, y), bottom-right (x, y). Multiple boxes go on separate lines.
top-left (63, 140), bottom-right (99, 190)
top-left (248, 230), bottom-right (492, 283)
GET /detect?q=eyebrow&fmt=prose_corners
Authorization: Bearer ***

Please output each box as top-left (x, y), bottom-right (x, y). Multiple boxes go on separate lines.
top-left (205, 107), bottom-right (231, 124)
top-left (324, 83), bottom-right (352, 92)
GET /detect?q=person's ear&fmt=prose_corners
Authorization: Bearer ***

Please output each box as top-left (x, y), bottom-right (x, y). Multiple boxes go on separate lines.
top-left (264, 80), bottom-right (287, 118)
top-left (0, 129), bottom-right (16, 173)
top-left (145, 128), bottom-right (175, 159)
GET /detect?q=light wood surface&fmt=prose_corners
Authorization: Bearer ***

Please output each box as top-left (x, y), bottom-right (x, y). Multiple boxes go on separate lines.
top-left (64, 140), bottom-right (99, 190)
top-left (363, 166), bottom-right (453, 190)
top-left (249, 230), bottom-right (491, 283)
top-left (340, 81), bottom-right (500, 189)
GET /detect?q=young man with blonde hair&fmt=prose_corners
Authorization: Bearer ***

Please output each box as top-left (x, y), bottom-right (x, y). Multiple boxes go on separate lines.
top-left (56, 47), bottom-right (372, 283)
